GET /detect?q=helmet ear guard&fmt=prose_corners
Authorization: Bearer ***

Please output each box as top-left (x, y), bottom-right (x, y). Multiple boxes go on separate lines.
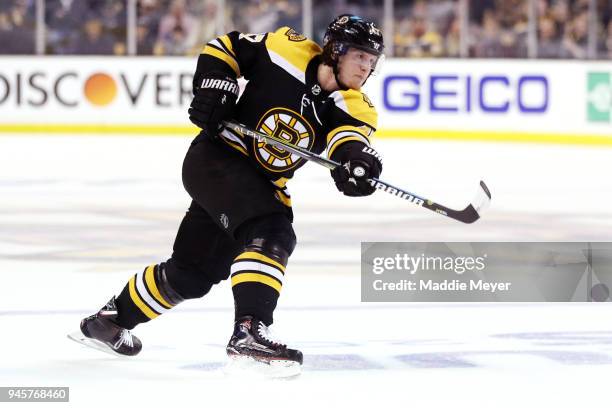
top-left (323, 42), bottom-right (350, 64)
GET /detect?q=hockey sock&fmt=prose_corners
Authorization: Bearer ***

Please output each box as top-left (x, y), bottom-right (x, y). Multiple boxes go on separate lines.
top-left (114, 263), bottom-right (183, 329)
top-left (230, 250), bottom-right (286, 326)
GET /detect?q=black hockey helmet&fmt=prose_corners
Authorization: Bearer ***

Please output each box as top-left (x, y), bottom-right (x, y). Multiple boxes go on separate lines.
top-left (322, 14), bottom-right (384, 68)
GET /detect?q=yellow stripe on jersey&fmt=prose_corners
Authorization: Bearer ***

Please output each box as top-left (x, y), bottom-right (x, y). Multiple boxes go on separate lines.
top-left (144, 265), bottom-right (173, 308)
top-left (335, 89), bottom-right (378, 130)
top-left (231, 273), bottom-right (282, 293)
top-left (218, 35), bottom-right (237, 58)
top-left (265, 27), bottom-right (322, 78)
top-left (221, 139), bottom-right (248, 156)
top-left (128, 276), bottom-right (159, 319)
top-left (275, 190), bottom-right (292, 207)
top-left (328, 136), bottom-right (370, 158)
top-left (326, 125), bottom-right (372, 158)
top-left (326, 125), bottom-right (370, 144)
top-left (203, 45), bottom-right (241, 77)
top-left (234, 251), bottom-right (286, 272)
top-left (271, 177), bottom-right (289, 188)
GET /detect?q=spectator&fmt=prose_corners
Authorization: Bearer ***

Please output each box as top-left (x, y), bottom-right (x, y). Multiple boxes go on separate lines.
top-left (605, 20), bottom-right (612, 58)
top-left (0, 0), bottom-right (35, 54)
top-left (395, 15), bottom-right (444, 57)
top-left (160, 24), bottom-right (191, 55)
top-left (276, 0), bottom-right (301, 31)
top-left (224, 0), bottom-right (250, 33)
top-left (46, 0), bottom-right (126, 55)
top-left (472, 6), bottom-right (527, 58)
top-left (426, 0), bottom-right (457, 36)
top-left (0, 12), bottom-right (13, 54)
top-left (594, 16), bottom-right (610, 59)
top-left (538, 15), bottom-right (563, 58)
top-left (445, 16), bottom-right (461, 57)
top-left (137, 23), bottom-right (156, 54)
top-left (499, 29), bottom-right (526, 57)
top-left (191, 0), bottom-right (219, 45)
top-left (550, 0), bottom-right (570, 39)
top-left (472, 9), bottom-right (503, 57)
top-left (244, 0), bottom-right (279, 34)
top-left (537, 0), bottom-right (549, 19)
top-left (45, 0), bottom-right (83, 53)
top-left (71, 17), bottom-right (116, 54)
top-left (99, 0), bottom-right (126, 33)
top-left (561, 10), bottom-right (588, 58)
top-left (157, 0), bottom-right (198, 55)
top-left (137, 0), bottom-right (163, 54)
top-left (495, 0), bottom-right (526, 30)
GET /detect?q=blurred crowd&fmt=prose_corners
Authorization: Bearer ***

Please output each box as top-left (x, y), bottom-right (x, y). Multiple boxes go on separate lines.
top-left (534, 0), bottom-right (612, 58)
top-left (469, 0), bottom-right (612, 58)
top-left (0, 0), bottom-right (611, 58)
top-left (0, 0), bottom-right (36, 54)
top-left (391, 0), bottom-right (612, 58)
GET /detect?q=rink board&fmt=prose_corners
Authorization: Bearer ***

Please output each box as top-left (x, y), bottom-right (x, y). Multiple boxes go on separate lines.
top-left (0, 58), bottom-right (611, 145)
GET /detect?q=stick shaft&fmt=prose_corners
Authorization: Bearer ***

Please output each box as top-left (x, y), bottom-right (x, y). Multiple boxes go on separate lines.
top-left (223, 121), bottom-right (488, 223)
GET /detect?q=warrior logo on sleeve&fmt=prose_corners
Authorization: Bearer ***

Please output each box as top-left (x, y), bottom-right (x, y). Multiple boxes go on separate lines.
top-left (254, 108), bottom-right (315, 173)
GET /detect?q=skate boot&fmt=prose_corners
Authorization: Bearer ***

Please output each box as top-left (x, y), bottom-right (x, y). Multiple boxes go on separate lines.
top-left (226, 316), bottom-right (302, 377)
top-left (68, 297), bottom-right (142, 356)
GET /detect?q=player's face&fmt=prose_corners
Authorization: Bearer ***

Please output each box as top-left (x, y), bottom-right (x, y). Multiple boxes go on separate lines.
top-left (337, 47), bottom-right (379, 89)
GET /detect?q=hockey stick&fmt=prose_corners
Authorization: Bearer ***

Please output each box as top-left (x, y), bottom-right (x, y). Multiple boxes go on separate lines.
top-left (223, 120), bottom-right (491, 224)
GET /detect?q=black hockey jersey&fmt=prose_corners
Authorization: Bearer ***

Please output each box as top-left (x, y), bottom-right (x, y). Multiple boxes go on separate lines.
top-left (194, 27), bottom-right (377, 189)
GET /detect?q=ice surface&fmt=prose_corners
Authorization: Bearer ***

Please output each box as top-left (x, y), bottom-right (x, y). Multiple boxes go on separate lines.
top-left (1, 135), bottom-right (611, 407)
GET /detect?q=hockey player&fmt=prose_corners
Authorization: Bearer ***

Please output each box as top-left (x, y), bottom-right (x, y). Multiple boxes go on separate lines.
top-left (70, 14), bottom-right (384, 371)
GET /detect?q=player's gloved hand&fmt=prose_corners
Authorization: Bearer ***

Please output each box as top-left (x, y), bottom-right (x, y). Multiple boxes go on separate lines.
top-left (330, 141), bottom-right (382, 197)
top-left (188, 71), bottom-right (239, 138)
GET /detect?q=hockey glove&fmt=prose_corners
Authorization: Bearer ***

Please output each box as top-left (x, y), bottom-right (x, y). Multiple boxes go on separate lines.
top-left (330, 141), bottom-right (382, 197)
top-left (188, 71), bottom-right (239, 138)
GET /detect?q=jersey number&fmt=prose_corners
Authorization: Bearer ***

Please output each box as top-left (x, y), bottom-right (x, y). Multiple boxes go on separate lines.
top-left (239, 33), bottom-right (265, 43)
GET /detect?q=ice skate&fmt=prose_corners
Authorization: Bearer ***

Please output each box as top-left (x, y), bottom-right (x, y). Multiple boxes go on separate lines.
top-left (68, 297), bottom-right (142, 357)
top-left (225, 316), bottom-right (302, 378)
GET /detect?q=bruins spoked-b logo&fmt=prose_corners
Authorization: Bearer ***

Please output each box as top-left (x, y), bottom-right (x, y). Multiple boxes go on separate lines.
top-left (254, 108), bottom-right (314, 173)
top-left (284, 28), bottom-right (306, 42)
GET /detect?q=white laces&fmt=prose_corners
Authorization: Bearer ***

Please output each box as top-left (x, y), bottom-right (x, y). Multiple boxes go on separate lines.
top-left (113, 329), bottom-right (134, 349)
top-left (257, 322), bottom-right (284, 348)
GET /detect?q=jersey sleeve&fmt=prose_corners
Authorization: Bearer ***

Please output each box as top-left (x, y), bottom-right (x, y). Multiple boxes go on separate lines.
top-left (193, 31), bottom-right (267, 93)
top-left (326, 89), bottom-right (378, 159)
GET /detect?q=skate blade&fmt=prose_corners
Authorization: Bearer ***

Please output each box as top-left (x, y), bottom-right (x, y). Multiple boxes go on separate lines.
top-left (67, 331), bottom-right (129, 358)
top-left (224, 355), bottom-right (301, 379)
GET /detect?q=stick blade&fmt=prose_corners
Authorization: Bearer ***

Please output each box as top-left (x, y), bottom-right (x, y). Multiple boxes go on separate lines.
top-left (473, 180), bottom-right (492, 211)
top-left (456, 180), bottom-right (491, 224)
